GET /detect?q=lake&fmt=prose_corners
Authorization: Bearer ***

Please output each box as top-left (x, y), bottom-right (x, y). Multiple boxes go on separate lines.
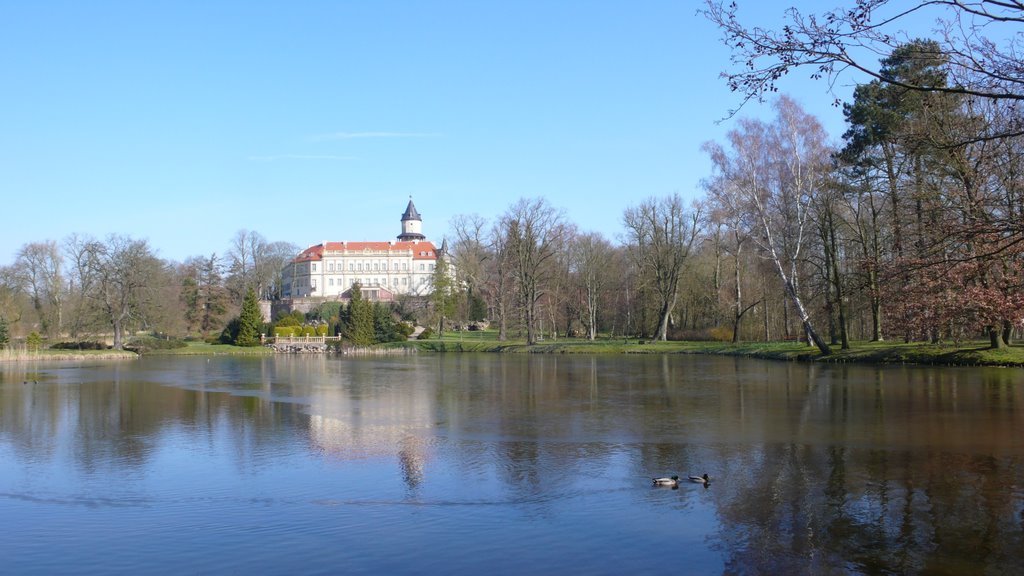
top-left (1, 354), bottom-right (1022, 575)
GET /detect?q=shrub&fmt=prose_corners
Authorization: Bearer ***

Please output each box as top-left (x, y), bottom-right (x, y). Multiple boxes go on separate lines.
top-left (51, 341), bottom-right (107, 351)
top-left (125, 335), bottom-right (188, 353)
top-left (418, 327), bottom-right (434, 340)
top-left (26, 332), bottom-right (43, 352)
top-left (274, 326), bottom-right (296, 337)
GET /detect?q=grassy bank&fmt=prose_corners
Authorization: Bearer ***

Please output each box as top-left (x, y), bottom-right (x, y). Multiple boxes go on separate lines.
top-left (394, 332), bottom-right (1024, 367)
top-left (142, 342), bottom-right (274, 356)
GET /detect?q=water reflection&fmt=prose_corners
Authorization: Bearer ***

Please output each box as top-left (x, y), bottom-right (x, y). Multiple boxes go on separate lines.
top-left (1, 355), bottom-right (1022, 574)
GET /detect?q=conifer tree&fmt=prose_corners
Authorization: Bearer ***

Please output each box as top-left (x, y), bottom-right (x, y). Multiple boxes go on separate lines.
top-left (235, 287), bottom-right (264, 346)
top-left (344, 283), bottom-right (375, 346)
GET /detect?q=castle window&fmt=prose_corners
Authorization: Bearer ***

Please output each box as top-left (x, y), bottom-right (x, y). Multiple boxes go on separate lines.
top-left (312, 263), bottom-right (317, 272)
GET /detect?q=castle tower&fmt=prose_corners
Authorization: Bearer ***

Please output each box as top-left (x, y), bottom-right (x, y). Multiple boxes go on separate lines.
top-left (398, 198), bottom-right (426, 242)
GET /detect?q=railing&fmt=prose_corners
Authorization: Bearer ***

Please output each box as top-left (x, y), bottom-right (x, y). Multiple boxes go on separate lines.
top-left (269, 335), bottom-right (343, 344)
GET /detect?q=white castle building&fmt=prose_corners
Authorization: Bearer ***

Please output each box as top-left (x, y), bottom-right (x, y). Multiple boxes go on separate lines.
top-left (281, 199), bottom-right (448, 301)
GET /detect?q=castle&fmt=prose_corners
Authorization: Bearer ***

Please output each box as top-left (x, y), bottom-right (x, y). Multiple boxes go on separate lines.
top-left (280, 199), bottom-right (448, 302)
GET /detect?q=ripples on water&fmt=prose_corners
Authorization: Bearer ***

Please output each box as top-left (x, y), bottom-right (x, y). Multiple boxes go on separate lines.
top-left (1, 355), bottom-right (1023, 575)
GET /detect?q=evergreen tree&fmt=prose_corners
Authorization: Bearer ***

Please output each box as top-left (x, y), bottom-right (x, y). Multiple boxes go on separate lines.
top-left (344, 283), bottom-right (375, 346)
top-left (235, 287), bottom-right (264, 346)
top-left (0, 317), bottom-right (9, 349)
top-left (430, 256), bottom-right (456, 336)
top-left (373, 302), bottom-right (399, 343)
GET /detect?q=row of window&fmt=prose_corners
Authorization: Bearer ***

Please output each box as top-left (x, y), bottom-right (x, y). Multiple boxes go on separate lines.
top-left (313, 277), bottom-right (430, 288)
top-left (311, 261), bottom-right (433, 272)
top-left (291, 275), bottom-right (429, 294)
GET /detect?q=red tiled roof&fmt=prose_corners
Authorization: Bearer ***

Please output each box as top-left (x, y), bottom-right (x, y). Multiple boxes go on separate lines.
top-left (293, 241), bottom-right (439, 263)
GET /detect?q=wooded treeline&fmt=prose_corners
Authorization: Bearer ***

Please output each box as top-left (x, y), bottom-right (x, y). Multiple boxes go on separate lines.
top-left (2, 2), bottom-right (1022, 352)
top-left (0, 230), bottom-right (297, 349)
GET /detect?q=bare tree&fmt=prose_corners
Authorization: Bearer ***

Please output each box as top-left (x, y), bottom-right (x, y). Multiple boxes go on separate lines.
top-left (63, 234), bottom-right (105, 339)
top-left (705, 96), bottom-right (834, 354)
top-left (623, 193), bottom-right (703, 341)
top-left (500, 198), bottom-right (569, 345)
top-left (87, 235), bottom-right (165, 349)
top-left (703, 171), bottom-right (761, 342)
top-left (14, 240), bottom-right (64, 337)
top-left (262, 241), bottom-right (299, 300)
top-left (569, 231), bottom-right (615, 340)
top-left (450, 213), bottom-right (492, 303)
top-left (702, 0), bottom-right (1024, 134)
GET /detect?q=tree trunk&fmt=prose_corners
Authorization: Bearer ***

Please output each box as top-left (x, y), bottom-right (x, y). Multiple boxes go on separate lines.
top-left (870, 269), bottom-right (883, 341)
top-left (1002, 320), bottom-right (1013, 347)
top-left (656, 291), bottom-right (677, 341)
top-left (779, 268), bottom-right (831, 355)
top-left (989, 325), bottom-right (1006, 349)
top-left (828, 220), bottom-right (850, 350)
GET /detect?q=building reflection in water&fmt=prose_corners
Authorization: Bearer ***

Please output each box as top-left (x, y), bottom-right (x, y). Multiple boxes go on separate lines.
top-left (307, 377), bottom-right (433, 492)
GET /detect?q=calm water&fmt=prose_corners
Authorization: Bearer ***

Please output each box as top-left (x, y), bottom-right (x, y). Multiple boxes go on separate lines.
top-left (1, 354), bottom-right (1022, 575)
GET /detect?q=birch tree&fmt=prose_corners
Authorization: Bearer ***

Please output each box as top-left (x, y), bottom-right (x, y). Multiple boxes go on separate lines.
top-left (705, 96), bottom-right (834, 354)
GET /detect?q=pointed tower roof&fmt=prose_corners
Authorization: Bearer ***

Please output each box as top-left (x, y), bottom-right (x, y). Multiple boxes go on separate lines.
top-left (401, 198), bottom-right (422, 222)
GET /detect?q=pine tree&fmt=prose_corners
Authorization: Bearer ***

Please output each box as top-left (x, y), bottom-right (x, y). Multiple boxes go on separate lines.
top-left (344, 283), bottom-right (375, 346)
top-left (235, 287), bottom-right (264, 346)
top-left (430, 257), bottom-right (456, 337)
top-left (0, 317), bottom-right (9, 349)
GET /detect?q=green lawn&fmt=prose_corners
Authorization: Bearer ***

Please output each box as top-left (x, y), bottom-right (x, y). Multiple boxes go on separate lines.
top-left (9, 331), bottom-right (1020, 367)
top-left (145, 342), bottom-right (274, 356)
top-left (398, 331), bottom-right (1024, 367)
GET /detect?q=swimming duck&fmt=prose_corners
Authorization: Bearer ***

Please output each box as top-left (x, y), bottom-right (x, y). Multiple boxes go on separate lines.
top-left (689, 473), bottom-right (710, 485)
top-left (652, 475), bottom-right (680, 487)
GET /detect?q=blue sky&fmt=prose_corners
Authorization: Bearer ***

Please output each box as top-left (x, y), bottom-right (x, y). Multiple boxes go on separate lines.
top-left (1, 1), bottom-right (897, 265)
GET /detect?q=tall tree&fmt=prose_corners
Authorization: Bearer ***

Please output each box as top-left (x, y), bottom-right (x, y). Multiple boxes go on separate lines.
top-left (568, 231), bottom-right (614, 340)
top-left (430, 254), bottom-right (456, 337)
top-left (623, 194), bottom-right (703, 341)
top-left (235, 286), bottom-right (264, 347)
top-left (704, 96), bottom-right (834, 354)
top-left (343, 283), bottom-right (375, 346)
top-left (181, 253), bottom-right (229, 338)
top-left (500, 197), bottom-right (568, 345)
top-left (703, 171), bottom-right (760, 342)
top-left (87, 236), bottom-right (165, 350)
top-left (14, 240), bottom-right (64, 337)
top-left (63, 234), bottom-right (103, 339)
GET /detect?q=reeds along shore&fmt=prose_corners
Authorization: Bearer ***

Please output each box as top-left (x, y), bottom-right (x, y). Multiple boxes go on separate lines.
top-left (0, 348), bottom-right (138, 362)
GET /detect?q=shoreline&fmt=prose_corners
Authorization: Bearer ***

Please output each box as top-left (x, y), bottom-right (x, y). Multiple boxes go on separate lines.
top-left (3, 339), bottom-right (1022, 368)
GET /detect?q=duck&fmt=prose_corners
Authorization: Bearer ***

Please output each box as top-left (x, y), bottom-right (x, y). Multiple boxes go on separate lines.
top-left (652, 475), bottom-right (680, 487)
top-left (688, 473), bottom-right (710, 485)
